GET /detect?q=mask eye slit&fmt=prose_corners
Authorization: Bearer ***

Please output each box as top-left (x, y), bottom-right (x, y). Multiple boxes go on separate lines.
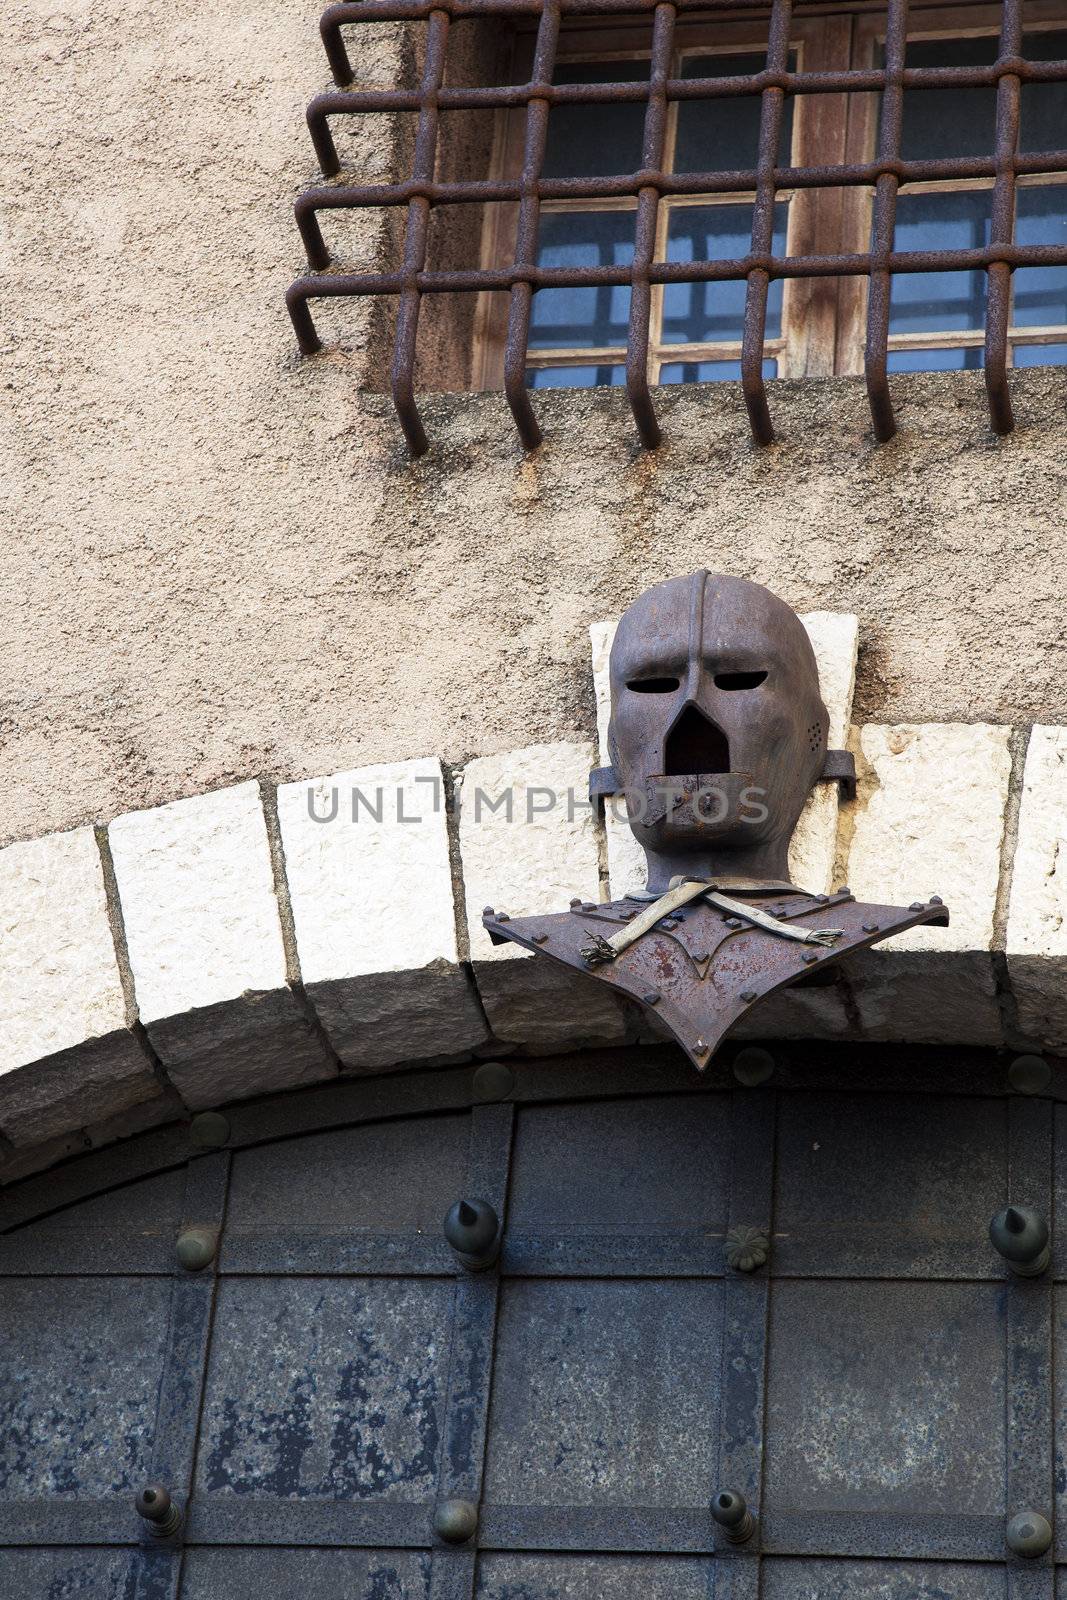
top-left (627, 676), bottom-right (681, 694)
top-left (714, 671), bottom-right (768, 690)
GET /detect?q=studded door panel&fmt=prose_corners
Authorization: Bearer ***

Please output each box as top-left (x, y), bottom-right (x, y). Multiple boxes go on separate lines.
top-left (0, 1050), bottom-right (1057, 1598)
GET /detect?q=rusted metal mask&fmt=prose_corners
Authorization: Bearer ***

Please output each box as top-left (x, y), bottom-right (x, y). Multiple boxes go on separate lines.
top-left (605, 571), bottom-right (831, 894)
top-left (485, 572), bottom-right (949, 1069)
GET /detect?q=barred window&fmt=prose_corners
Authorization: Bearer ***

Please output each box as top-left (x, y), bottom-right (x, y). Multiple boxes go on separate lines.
top-left (289, 0), bottom-right (1067, 454)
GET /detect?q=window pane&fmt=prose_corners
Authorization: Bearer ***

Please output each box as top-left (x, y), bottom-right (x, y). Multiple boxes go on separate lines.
top-left (1013, 342), bottom-right (1067, 366)
top-left (530, 211), bottom-right (634, 348)
top-left (1013, 189), bottom-right (1067, 326)
top-left (889, 191), bottom-right (991, 333)
top-left (886, 347), bottom-right (983, 371)
top-left (1020, 31), bottom-right (1067, 153)
top-left (543, 61), bottom-right (650, 179)
top-left (896, 37), bottom-right (998, 162)
top-left (662, 203), bottom-right (786, 343)
top-left (659, 358), bottom-right (777, 382)
top-left (528, 365), bottom-right (626, 388)
top-left (674, 53), bottom-right (795, 174)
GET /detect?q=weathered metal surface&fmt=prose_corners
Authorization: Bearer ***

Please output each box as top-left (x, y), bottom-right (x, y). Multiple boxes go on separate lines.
top-left (195, 1277), bottom-right (451, 1501)
top-left (486, 886), bottom-right (946, 1070)
top-left (0, 1277), bottom-right (171, 1499)
top-left (0, 1056), bottom-right (1061, 1592)
top-left (289, 0), bottom-right (1067, 454)
top-left (484, 1278), bottom-right (724, 1508)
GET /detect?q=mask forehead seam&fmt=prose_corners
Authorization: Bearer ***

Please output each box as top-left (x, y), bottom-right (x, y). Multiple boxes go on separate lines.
top-left (686, 569), bottom-right (707, 699)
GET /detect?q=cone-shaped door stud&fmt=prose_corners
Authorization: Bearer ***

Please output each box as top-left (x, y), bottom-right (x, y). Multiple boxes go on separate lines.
top-left (443, 1198), bottom-right (501, 1270)
top-left (711, 1489), bottom-right (755, 1544)
top-left (1006, 1510), bottom-right (1053, 1558)
top-left (989, 1205), bottom-right (1051, 1276)
top-left (135, 1484), bottom-right (183, 1539)
top-left (175, 1226), bottom-right (218, 1272)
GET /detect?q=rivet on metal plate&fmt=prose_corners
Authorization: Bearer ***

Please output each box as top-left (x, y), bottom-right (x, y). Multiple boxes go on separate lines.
top-left (189, 1111), bottom-right (230, 1149)
top-left (176, 1227), bottom-right (218, 1272)
top-left (724, 1225), bottom-right (769, 1273)
top-left (472, 1061), bottom-right (515, 1103)
top-left (434, 1498), bottom-right (478, 1544)
top-left (733, 1047), bottom-right (775, 1087)
top-left (1008, 1053), bottom-right (1052, 1095)
top-left (1006, 1510), bottom-right (1052, 1558)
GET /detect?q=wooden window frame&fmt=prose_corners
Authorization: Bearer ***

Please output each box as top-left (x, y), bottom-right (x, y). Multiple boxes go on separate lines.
top-left (473, 0), bottom-right (1067, 390)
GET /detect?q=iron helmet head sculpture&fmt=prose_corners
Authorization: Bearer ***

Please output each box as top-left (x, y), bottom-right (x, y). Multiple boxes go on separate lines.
top-left (608, 571), bottom-right (828, 893)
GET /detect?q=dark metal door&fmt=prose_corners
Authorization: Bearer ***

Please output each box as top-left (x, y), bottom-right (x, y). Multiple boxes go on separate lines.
top-left (0, 1046), bottom-right (1059, 1598)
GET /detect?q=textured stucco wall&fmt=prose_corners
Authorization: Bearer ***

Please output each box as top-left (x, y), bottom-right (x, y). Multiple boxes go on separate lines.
top-left (3, 0), bottom-right (1067, 849)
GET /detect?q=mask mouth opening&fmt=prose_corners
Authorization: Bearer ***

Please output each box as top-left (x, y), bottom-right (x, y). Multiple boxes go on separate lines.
top-left (664, 705), bottom-right (730, 776)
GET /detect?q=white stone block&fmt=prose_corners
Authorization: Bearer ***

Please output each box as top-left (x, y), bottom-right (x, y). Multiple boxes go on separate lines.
top-left (844, 723), bottom-right (1012, 1044)
top-left (459, 741), bottom-right (627, 1049)
top-left (109, 783), bottom-right (333, 1107)
top-left (0, 828), bottom-right (158, 1145)
top-left (589, 609), bottom-right (859, 899)
top-left (1007, 727), bottom-right (1067, 1047)
top-left (277, 759), bottom-right (487, 1070)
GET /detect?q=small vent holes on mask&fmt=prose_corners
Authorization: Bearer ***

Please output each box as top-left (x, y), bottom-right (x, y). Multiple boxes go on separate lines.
top-left (807, 722), bottom-right (823, 753)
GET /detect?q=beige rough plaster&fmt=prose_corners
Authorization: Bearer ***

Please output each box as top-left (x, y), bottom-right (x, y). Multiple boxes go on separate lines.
top-left (1007, 726), bottom-right (1067, 1047)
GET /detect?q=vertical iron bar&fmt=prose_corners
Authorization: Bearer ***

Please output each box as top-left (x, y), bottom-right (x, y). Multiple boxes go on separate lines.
top-left (741, 0), bottom-right (791, 445)
top-left (503, 1), bottom-right (562, 451)
top-left (429, 1102), bottom-right (514, 1600)
top-left (986, 0), bottom-right (1023, 435)
top-left (392, 9), bottom-right (451, 457)
top-left (626, 2), bottom-right (674, 449)
top-left (865, 0), bottom-right (908, 441)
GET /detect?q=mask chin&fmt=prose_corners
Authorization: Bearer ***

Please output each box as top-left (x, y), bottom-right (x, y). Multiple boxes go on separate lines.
top-left (634, 770), bottom-right (762, 846)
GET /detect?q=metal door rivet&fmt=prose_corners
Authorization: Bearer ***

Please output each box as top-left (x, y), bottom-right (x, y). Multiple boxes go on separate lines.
top-left (1006, 1510), bottom-right (1052, 1557)
top-left (740, 988), bottom-right (757, 1002)
top-left (989, 1206), bottom-right (1050, 1276)
top-left (434, 1498), bottom-right (478, 1544)
top-left (532, 932), bottom-right (549, 944)
top-left (472, 1061), bottom-right (515, 1103)
top-left (909, 901), bottom-right (924, 911)
top-left (801, 951), bottom-right (818, 964)
top-left (444, 1198), bottom-right (500, 1270)
top-left (176, 1227), bottom-right (217, 1272)
top-left (862, 922), bottom-right (879, 933)
top-left (711, 1489), bottom-right (755, 1543)
top-left (189, 1111), bottom-right (229, 1149)
top-left (135, 1484), bottom-right (183, 1539)
top-left (733, 1047), bottom-right (774, 1087)
top-left (694, 1038), bottom-right (708, 1055)
top-left (642, 990), bottom-right (661, 1005)
top-left (725, 1226), bottom-right (769, 1273)
top-left (1008, 1053), bottom-right (1052, 1095)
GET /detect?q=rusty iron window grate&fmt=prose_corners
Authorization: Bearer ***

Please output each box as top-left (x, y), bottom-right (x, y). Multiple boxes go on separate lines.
top-left (287, 0), bottom-right (1067, 456)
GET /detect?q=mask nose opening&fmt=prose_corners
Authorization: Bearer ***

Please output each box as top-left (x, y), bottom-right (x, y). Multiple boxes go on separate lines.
top-left (664, 705), bottom-right (730, 776)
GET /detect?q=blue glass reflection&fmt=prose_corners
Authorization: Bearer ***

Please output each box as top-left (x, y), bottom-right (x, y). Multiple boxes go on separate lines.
top-left (662, 204), bottom-right (787, 343)
top-left (886, 347), bottom-right (982, 371)
top-left (530, 211), bottom-right (635, 348)
top-left (889, 191), bottom-right (992, 333)
top-left (1013, 189), bottom-right (1067, 327)
top-left (1013, 343), bottom-right (1067, 366)
top-left (659, 359), bottom-right (777, 382)
top-left (527, 366), bottom-right (627, 388)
